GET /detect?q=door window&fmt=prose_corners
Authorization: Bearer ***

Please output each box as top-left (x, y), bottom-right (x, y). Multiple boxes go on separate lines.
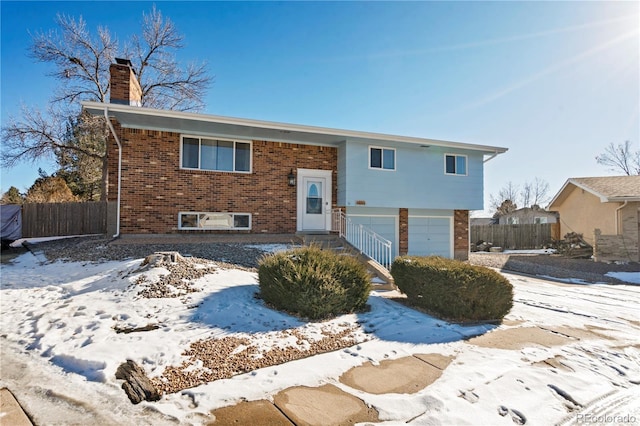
top-left (306, 182), bottom-right (322, 214)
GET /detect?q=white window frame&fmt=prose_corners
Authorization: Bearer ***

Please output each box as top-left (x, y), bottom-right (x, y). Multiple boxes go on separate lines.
top-left (534, 216), bottom-right (548, 224)
top-left (368, 146), bottom-right (396, 171)
top-left (178, 212), bottom-right (252, 230)
top-left (444, 154), bottom-right (468, 176)
top-left (180, 135), bottom-right (252, 173)
top-left (507, 217), bottom-right (519, 225)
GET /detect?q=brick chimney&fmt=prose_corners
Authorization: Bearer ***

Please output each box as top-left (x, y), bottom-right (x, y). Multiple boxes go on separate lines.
top-left (109, 58), bottom-right (142, 106)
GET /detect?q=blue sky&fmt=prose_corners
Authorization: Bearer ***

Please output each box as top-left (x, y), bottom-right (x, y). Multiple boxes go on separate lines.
top-left (1, 1), bottom-right (638, 214)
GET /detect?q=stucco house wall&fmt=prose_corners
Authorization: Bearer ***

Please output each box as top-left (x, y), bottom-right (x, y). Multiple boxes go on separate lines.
top-left (553, 185), bottom-right (619, 245)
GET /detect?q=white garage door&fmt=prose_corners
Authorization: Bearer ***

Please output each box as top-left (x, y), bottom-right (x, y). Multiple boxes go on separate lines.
top-left (408, 217), bottom-right (452, 258)
top-left (346, 215), bottom-right (397, 259)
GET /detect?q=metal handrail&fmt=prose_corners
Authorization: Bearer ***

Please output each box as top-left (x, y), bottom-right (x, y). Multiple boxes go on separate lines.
top-left (331, 209), bottom-right (393, 270)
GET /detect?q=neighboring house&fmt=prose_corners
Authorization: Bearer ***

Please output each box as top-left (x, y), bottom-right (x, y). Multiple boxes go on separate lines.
top-left (548, 176), bottom-right (640, 262)
top-left (82, 60), bottom-right (507, 264)
top-left (497, 207), bottom-right (558, 225)
top-left (470, 217), bottom-right (496, 226)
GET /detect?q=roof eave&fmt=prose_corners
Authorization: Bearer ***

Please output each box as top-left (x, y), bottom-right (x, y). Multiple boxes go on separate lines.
top-left (82, 101), bottom-right (509, 153)
top-left (606, 197), bottom-right (640, 203)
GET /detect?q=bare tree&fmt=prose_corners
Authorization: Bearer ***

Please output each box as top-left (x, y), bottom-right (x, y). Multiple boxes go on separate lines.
top-left (126, 7), bottom-right (211, 111)
top-left (1, 6), bottom-right (212, 199)
top-left (522, 177), bottom-right (550, 208)
top-left (2, 107), bottom-right (109, 198)
top-left (489, 181), bottom-right (520, 213)
top-left (595, 141), bottom-right (640, 176)
top-left (490, 178), bottom-right (551, 216)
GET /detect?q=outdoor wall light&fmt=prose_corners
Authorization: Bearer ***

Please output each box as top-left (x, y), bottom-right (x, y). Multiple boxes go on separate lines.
top-left (287, 169), bottom-right (296, 186)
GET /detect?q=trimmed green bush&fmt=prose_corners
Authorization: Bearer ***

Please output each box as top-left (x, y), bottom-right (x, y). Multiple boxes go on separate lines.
top-left (390, 256), bottom-right (513, 322)
top-left (258, 246), bottom-right (371, 320)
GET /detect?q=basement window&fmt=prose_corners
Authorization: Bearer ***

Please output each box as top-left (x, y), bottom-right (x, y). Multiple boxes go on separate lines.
top-left (179, 212), bottom-right (251, 230)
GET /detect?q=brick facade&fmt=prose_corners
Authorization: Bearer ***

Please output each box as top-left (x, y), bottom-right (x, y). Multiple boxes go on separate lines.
top-left (109, 62), bottom-right (142, 105)
top-left (399, 208), bottom-right (408, 255)
top-left (453, 209), bottom-right (469, 260)
top-left (107, 124), bottom-right (337, 234)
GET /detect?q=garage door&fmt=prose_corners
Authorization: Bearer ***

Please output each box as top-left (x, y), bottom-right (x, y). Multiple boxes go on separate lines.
top-left (408, 217), bottom-right (451, 258)
top-left (346, 215), bottom-right (397, 259)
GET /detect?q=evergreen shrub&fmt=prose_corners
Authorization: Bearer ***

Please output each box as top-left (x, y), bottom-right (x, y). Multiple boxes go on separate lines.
top-left (390, 256), bottom-right (513, 322)
top-left (258, 246), bottom-right (371, 320)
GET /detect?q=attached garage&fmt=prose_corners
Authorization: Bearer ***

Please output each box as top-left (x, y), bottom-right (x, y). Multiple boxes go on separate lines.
top-left (408, 214), bottom-right (453, 258)
top-left (345, 208), bottom-right (398, 264)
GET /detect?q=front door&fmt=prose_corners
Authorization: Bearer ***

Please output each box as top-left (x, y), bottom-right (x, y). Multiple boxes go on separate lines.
top-left (297, 169), bottom-right (332, 232)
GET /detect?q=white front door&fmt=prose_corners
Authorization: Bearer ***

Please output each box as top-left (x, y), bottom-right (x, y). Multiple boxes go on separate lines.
top-left (297, 169), bottom-right (332, 232)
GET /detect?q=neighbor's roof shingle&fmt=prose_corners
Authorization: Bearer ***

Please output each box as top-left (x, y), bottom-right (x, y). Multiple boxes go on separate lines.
top-left (549, 176), bottom-right (640, 207)
top-left (571, 176), bottom-right (640, 199)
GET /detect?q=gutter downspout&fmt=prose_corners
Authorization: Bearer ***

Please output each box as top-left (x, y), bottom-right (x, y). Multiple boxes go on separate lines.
top-left (615, 201), bottom-right (628, 234)
top-left (104, 106), bottom-right (122, 238)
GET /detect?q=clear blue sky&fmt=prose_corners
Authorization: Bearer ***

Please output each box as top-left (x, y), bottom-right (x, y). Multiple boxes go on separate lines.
top-left (2, 1), bottom-right (638, 214)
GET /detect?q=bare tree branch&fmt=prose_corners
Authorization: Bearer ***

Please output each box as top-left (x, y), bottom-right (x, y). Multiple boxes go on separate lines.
top-left (595, 141), bottom-right (640, 175)
top-left (3, 6), bottom-right (213, 199)
top-left (125, 5), bottom-right (212, 111)
top-left (489, 178), bottom-right (551, 216)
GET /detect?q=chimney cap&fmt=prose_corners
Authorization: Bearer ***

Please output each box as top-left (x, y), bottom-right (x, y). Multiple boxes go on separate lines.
top-left (115, 58), bottom-right (133, 66)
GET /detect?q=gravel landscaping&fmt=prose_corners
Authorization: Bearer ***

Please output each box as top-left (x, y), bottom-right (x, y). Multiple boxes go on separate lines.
top-left (16, 235), bottom-right (640, 284)
top-left (23, 235), bottom-right (269, 268)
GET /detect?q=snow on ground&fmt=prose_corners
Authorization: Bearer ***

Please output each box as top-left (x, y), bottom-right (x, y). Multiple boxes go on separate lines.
top-left (1, 249), bottom-right (639, 425)
top-left (474, 249), bottom-right (557, 255)
top-left (542, 272), bottom-right (640, 286)
top-left (606, 271), bottom-right (640, 285)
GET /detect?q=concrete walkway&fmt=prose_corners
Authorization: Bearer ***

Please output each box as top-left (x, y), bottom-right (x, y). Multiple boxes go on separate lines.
top-left (0, 388), bottom-right (32, 426)
top-left (208, 353), bottom-right (453, 425)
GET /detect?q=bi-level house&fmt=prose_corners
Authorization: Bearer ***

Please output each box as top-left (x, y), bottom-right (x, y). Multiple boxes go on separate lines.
top-left (82, 59), bottom-right (507, 266)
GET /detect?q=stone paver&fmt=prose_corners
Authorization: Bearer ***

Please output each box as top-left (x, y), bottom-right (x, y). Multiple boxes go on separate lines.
top-left (273, 384), bottom-right (379, 426)
top-left (413, 353), bottom-right (454, 370)
top-left (209, 399), bottom-right (293, 425)
top-left (0, 388), bottom-right (32, 426)
top-left (465, 326), bottom-right (573, 350)
top-left (339, 356), bottom-right (443, 395)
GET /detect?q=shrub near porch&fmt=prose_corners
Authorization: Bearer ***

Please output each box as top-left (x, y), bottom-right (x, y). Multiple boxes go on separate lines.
top-left (391, 256), bottom-right (513, 322)
top-left (258, 246), bottom-right (371, 320)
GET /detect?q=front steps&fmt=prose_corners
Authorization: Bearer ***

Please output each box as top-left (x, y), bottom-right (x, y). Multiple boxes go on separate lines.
top-left (297, 233), bottom-right (396, 291)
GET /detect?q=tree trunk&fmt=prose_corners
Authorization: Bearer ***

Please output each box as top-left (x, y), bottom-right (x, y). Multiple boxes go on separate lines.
top-left (100, 153), bottom-right (109, 201)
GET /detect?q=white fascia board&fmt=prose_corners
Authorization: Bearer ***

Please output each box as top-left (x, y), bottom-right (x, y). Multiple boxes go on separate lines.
top-left (82, 101), bottom-right (509, 154)
top-left (547, 178), bottom-right (639, 206)
top-left (566, 179), bottom-right (610, 202)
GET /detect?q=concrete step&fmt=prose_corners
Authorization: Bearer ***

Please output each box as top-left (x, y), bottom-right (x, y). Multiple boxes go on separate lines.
top-left (299, 234), bottom-right (396, 290)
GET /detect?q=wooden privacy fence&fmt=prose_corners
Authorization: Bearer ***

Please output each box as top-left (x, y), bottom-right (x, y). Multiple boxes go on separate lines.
top-left (22, 201), bottom-right (107, 238)
top-left (471, 223), bottom-right (559, 250)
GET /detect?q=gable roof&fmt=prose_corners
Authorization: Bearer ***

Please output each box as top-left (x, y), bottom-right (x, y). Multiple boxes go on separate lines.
top-left (82, 101), bottom-right (508, 155)
top-left (549, 176), bottom-right (640, 207)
